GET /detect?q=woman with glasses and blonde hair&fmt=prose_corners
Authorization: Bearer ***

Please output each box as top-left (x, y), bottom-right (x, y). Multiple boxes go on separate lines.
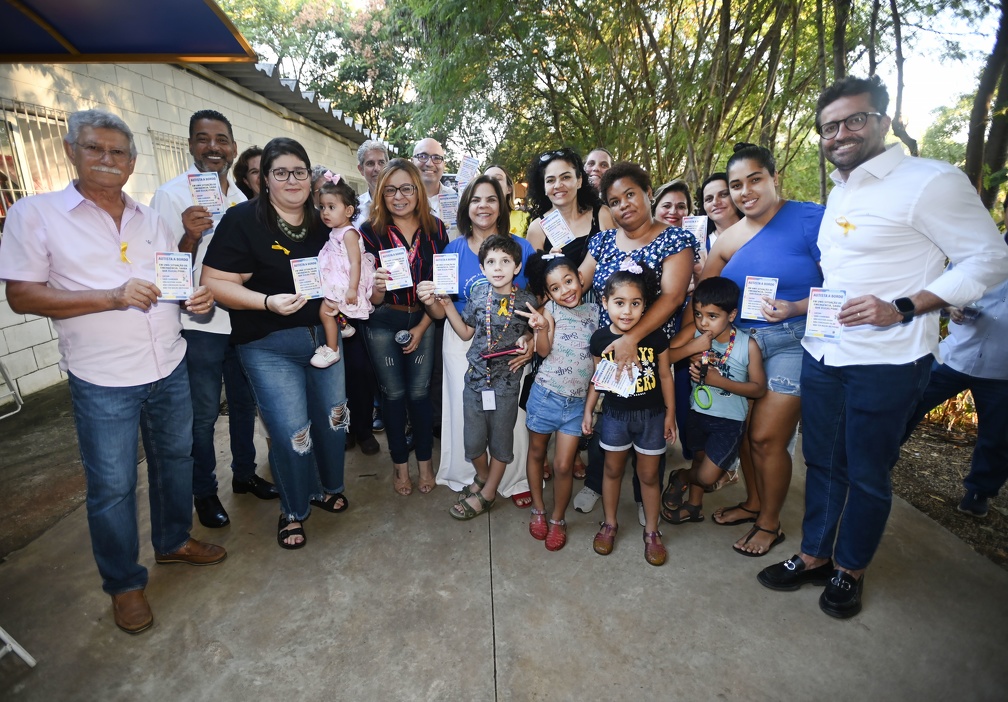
top-left (359, 158), bottom-right (450, 496)
top-left (484, 164), bottom-right (530, 238)
top-left (202, 137), bottom-right (349, 551)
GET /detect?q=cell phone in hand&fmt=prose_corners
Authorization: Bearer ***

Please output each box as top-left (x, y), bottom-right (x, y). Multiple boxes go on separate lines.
top-left (479, 345), bottom-right (521, 360)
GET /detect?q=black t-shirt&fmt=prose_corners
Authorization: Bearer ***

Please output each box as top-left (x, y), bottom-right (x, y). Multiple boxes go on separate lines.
top-left (203, 200), bottom-right (326, 344)
top-left (589, 325), bottom-right (669, 413)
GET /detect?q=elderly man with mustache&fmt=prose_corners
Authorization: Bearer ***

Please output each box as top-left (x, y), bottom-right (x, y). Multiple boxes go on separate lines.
top-left (151, 110), bottom-right (278, 532)
top-left (0, 109), bottom-right (226, 634)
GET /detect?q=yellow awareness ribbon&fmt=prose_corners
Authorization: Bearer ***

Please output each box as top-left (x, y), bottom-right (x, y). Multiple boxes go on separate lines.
top-left (272, 241), bottom-right (291, 255)
top-left (119, 242), bottom-right (131, 263)
top-left (835, 216), bottom-right (857, 236)
top-left (497, 297), bottom-right (510, 316)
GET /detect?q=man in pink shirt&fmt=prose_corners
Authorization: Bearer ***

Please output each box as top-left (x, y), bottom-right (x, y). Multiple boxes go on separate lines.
top-left (0, 109), bottom-right (227, 635)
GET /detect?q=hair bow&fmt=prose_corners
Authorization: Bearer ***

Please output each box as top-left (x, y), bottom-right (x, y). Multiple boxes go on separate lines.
top-left (323, 171), bottom-right (341, 185)
top-left (619, 258), bottom-right (642, 274)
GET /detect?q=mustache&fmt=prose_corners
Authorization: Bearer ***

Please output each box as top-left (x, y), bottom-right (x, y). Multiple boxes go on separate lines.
top-left (91, 166), bottom-right (123, 175)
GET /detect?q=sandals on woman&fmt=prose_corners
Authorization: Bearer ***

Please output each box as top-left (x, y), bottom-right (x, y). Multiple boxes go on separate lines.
top-left (733, 524), bottom-right (785, 557)
top-left (277, 515), bottom-right (306, 550)
top-left (450, 491), bottom-right (495, 520)
top-left (573, 455), bottom-right (587, 480)
top-left (712, 502), bottom-right (759, 526)
top-left (310, 492), bottom-right (348, 513)
top-left (393, 466), bottom-right (413, 497)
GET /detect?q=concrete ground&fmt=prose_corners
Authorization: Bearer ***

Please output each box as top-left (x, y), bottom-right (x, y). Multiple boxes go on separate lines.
top-left (1, 394), bottom-right (1007, 700)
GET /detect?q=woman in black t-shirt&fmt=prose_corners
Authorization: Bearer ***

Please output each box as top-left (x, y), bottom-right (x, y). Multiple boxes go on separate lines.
top-left (202, 137), bottom-right (349, 550)
top-left (359, 158), bottom-right (449, 497)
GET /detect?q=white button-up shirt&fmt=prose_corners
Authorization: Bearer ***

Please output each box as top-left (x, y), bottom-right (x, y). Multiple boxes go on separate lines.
top-left (803, 145), bottom-right (1008, 367)
top-left (0, 183), bottom-right (186, 386)
top-left (149, 164), bottom-right (246, 335)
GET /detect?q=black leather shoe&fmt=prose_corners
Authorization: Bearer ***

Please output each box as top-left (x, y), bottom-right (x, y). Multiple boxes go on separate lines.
top-left (359, 435), bottom-right (381, 455)
top-left (345, 434), bottom-right (357, 451)
top-left (819, 570), bottom-right (864, 619)
top-left (194, 495), bottom-right (230, 528)
top-left (232, 475), bottom-right (279, 500)
top-left (757, 554), bottom-right (834, 591)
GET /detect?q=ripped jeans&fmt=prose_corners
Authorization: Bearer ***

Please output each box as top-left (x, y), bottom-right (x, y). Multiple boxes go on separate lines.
top-left (238, 325), bottom-right (347, 520)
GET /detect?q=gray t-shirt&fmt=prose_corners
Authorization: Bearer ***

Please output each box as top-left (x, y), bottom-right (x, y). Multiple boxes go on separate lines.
top-left (461, 282), bottom-right (536, 395)
top-left (536, 301), bottom-right (596, 398)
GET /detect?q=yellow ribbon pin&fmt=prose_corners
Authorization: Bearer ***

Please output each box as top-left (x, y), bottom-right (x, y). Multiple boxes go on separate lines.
top-left (497, 298), bottom-right (510, 316)
top-left (272, 241), bottom-right (291, 255)
top-left (119, 242), bottom-right (131, 263)
top-left (835, 216), bottom-right (857, 236)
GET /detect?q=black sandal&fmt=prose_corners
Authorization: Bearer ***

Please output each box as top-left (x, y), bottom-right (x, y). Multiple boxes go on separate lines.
top-left (277, 516), bottom-right (307, 550)
top-left (661, 470), bottom-right (689, 511)
top-left (311, 492), bottom-right (349, 513)
top-left (712, 502), bottom-right (759, 526)
top-left (661, 501), bottom-right (705, 524)
top-left (733, 524), bottom-right (785, 557)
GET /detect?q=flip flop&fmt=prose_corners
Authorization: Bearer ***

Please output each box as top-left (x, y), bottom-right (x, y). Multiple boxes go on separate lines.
top-left (733, 524), bottom-right (785, 557)
top-left (712, 502), bottom-right (759, 526)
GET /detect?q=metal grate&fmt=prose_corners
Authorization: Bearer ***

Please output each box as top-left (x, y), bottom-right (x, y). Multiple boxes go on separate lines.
top-left (149, 129), bottom-right (190, 182)
top-left (0, 99), bottom-right (73, 232)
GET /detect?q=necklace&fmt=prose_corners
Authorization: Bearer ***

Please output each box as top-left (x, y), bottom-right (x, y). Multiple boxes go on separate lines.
top-left (276, 214), bottom-right (308, 242)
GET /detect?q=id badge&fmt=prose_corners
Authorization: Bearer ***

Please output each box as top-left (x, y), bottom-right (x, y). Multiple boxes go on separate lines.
top-left (481, 389), bottom-right (496, 410)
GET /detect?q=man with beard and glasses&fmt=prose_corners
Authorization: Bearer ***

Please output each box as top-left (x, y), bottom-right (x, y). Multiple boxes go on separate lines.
top-left (0, 109), bottom-right (226, 634)
top-left (757, 75), bottom-right (1008, 618)
top-left (151, 110), bottom-right (278, 531)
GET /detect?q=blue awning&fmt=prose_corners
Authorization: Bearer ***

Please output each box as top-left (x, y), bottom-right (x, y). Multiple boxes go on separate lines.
top-left (0, 0), bottom-right (256, 63)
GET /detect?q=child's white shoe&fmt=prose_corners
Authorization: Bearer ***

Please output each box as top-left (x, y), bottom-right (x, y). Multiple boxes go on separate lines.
top-left (311, 344), bottom-right (340, 368)
top-left (342, 323), bottom-right (356, 338)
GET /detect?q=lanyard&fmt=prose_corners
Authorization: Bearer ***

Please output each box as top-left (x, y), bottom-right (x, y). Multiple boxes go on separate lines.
top-left (484, 285), bottom-right (517, 386)
top-left (695, 327), bottom-right (736, 409)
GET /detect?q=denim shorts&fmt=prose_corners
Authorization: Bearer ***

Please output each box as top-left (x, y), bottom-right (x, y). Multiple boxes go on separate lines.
top-left (597, 407), bottom-right (667, 455)
top-left (741, 318), bottom-right (805, 397)
top-left (525, 383), bottom-right (586, 437)
top-left (463, 386), bottom-right (521, 463)
top-left (685, 410), bottom-right (746, 471)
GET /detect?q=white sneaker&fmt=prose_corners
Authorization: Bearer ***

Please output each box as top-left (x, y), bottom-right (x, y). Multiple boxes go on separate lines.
top-left (342, 323), bottom-right (356, 338)
top-left (637, 502), bottom-right (646, 527)
top-left (310, 344), bottom-right (340, 368)
top-left (573, 486), bottom-right (600, 513)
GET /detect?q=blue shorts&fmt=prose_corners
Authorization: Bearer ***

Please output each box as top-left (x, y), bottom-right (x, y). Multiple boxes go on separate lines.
top-left (597, 407), bottom-right (667, 455)
top-left (742, 319), bottom-right (805, 397)
top-left (685, 410), bottom-right (746, 471)
top-left (525, 383), bottom-right (586, 437)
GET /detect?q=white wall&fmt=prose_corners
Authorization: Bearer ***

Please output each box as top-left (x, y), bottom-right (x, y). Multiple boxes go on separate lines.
top-left (0, 62), bottom-right (366, 400)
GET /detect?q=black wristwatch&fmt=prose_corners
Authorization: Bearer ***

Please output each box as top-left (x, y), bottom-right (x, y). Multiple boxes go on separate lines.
top-left (892, 297), bottom-right (915, 324)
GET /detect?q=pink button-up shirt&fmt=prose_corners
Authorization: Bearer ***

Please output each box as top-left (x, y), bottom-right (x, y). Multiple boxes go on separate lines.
top-left (0, 182), bottom-right (186, 386)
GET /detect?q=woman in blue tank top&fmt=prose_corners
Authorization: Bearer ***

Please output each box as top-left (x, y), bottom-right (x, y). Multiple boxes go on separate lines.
top-left (697, 143), bottom-right (824, 557)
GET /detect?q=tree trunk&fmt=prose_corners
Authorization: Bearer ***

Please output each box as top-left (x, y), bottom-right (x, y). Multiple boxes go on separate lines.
top-left (965, 0), bottom-right (1008, 201)
top-left (817, 0), bottom-right (828, 203)
top-left (981, 56), bottom-right (1008, 208)
top-left (832, 0), bottom-right (851, 79)
top-left (889, 0), bottom-right (919, 156)
top-left (869, 0), bottom-right (881, 76)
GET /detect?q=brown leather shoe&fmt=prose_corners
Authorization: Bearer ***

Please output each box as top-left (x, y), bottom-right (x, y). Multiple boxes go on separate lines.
top-left (111, 589), bottom-right (153, 634)
top-left (155, 538), bottom-right (227, 566)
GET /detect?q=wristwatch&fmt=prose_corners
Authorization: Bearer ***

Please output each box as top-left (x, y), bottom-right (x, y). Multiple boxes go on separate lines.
top-left (892, 297), bottom-right (915, 324)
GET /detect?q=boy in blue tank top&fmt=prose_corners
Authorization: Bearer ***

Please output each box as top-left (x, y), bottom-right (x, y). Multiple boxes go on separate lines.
top-left (665, 277), bottom-right (767, 526)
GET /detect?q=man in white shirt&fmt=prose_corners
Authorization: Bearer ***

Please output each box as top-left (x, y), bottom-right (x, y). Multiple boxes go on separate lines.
top-left (413, 137), bottom-right (457, 238)
top-left (352, 139), bottom-right (388, 228)
top-left (0, 109), bottom-right (225, 634)
top-left (757, 76), bottom-right (1008, 618)
top-left (150, 110), bottom-right (278, 532)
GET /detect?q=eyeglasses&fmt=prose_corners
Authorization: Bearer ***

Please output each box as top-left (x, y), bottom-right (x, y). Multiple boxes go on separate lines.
top-left (75, 142), bottom-right (130, 161)
top-left (412, 153), bottom-right (445, 164)
top-left (383, 183), bottom-right (418, 198)
top-left (817, 112), bottom-right (882, 139)
top-left (271, 167), bottom-right (310, 181)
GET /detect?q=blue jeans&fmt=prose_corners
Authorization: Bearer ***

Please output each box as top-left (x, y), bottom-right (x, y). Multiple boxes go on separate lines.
top-left (237, 325), bottom-right (347, 521)
top-left (800, 352), bottom-right (932, 570)
top-left (68, 362), bottom-right (194, 595)
top-left (183, 329), bottom-right (258, 498)
top-left (904, 362), bottom-right (1008, 498)
top-left (363, 305), bottom-right (436, 464)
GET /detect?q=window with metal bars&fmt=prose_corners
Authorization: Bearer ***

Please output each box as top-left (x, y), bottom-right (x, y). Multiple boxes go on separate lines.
top-left (148, 129), bottom-right (190, 183)
top-left (0, 99), bottom-right (74, 232)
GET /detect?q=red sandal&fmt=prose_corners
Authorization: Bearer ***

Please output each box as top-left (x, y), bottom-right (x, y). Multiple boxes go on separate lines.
top-left (529, 508), bottom-right (548, 540)
top-left (546, 519), bottom-right (567, 551)
top-left (592, 522), bottom-right (618, 555)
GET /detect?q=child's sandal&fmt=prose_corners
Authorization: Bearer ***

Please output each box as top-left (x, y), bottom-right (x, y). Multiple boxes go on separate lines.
top-left (592, 522), bottom-right (618, 555)
top-left (643, 530), bottom-right (667, 566)
top-left (545, 519), bottom-right (567, 551)
top-left (662, 501), bottom-right (704, 525)
top-left (529, 509), bottom-right (548, 540)
top-left (449, 491), bottom-right (494, 521)
top-left (458, 475), bottom-right (487, 502)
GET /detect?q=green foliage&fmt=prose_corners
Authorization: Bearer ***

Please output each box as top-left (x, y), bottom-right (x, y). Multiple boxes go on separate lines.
top-left (920, 93), bottom-right (972, 167)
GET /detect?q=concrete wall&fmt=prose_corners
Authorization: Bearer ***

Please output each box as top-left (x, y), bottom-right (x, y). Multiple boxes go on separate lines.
top-left (0, 62), bottom-right (365, 401)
